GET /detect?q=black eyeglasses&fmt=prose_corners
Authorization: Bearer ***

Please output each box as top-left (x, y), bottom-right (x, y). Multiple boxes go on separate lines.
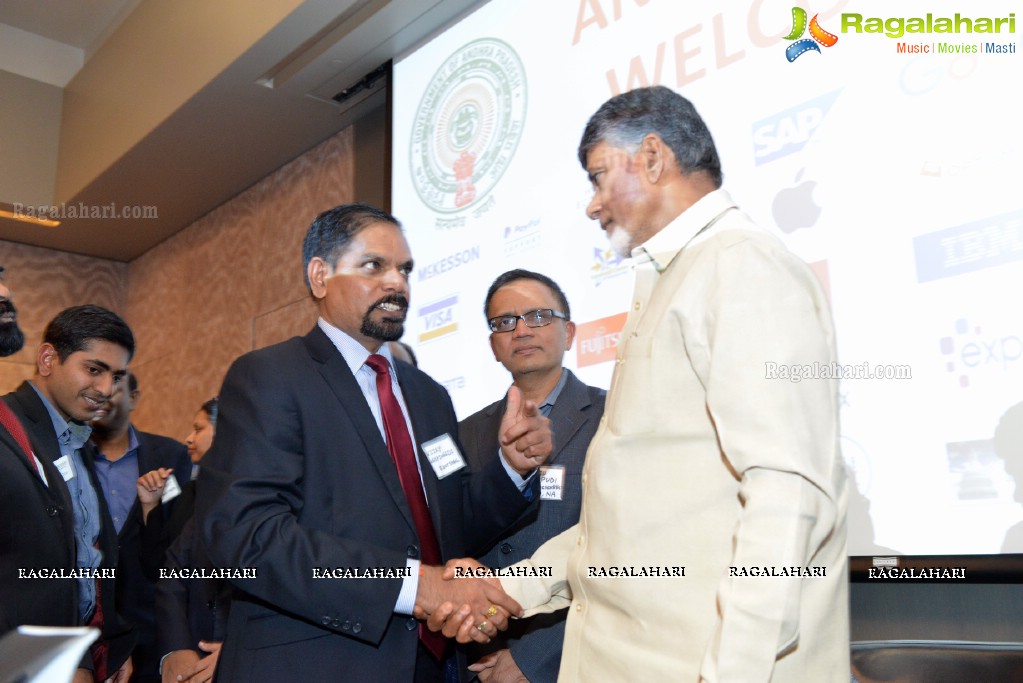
top-left (488, 308), bottom-right (568, 333)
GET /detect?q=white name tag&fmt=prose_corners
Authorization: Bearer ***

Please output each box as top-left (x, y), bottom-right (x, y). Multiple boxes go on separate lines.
top-left (54, 455), bottom-right (75, 482)
top-left (539, 465), bottom-right (565, 501)
top-left (422, 434), bottom-right (467, 480)
top-left (161, 474), bottom-right (182, 503)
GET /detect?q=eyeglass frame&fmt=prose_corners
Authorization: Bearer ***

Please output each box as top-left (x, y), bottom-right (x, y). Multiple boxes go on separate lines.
top-left (487, 308), bottom-right (569, 333)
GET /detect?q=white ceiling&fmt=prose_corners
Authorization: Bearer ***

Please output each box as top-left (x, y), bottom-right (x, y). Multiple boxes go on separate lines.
top-left (0, 0), bottom-right (484, 261)
top-left (0, 0), bottom-right (140, 55)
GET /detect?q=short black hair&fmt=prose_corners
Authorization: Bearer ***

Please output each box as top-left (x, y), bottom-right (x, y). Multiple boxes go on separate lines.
top-left (578, 85), bottom-right (722, 188)
top-left (484, 269), bottom-right (571, 321)
top-left (302, 203), bottom-right (401, 288)
top-left (43, 305), bottom-right (135, 361)
top-left (200, 396), bottom-right (219, 426)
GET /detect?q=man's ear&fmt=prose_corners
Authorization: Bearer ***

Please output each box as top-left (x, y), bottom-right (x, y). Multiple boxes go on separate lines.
top-left (640, 134), bottom-right (669, 183)
top-left (37, 343), bottom-right (58, 377)
top-left (564, 321), bottom-right (577, 351)
top-left (308, 257), bottom-right (330, 299)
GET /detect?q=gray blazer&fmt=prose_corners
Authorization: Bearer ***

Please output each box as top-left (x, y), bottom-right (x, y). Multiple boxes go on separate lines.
top-left (459, 369), bottom-right (605, 683)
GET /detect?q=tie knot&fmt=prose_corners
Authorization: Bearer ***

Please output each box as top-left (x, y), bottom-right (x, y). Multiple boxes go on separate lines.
top-left (365, 354), bottom-right (391, 377)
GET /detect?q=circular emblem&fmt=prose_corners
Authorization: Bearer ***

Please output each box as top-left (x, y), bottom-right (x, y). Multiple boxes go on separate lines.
top-left (410, 38), bottom-right (527, 214)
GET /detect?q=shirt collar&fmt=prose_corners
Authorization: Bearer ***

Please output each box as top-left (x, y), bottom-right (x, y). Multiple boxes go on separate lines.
top-left (28, 380), bottom-right (93, 451)
top-left (631, 188), bottom-right (738, 271)
top-left (317, 317), bottom-right (396, 375)
top-left (538, 369), bottom-right (568, 414)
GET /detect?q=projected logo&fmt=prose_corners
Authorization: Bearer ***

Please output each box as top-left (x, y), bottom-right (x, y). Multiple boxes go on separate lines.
top-left (784, 7), bottom-right (839, 62)
top-left (417, 245), bottom-right (481, 282)
top-left (772, 168), bottom-right (822, 233)
top-left (914, 209), bottom-right (1023, 283)
top-left (417, 294), bottom-right (459, 344)
top-left (590, 247), bottom-right (630, 287)
top-left (410, 38), bottom-right (527, 214)
top-left (939, 318), bottom-right (1022, 388)
top-left (502, 218), bottom-right (542, 257)
top-left (752, 90), bottom-right (839, 166)
top-left (576, 313), bottom-right (628, 368)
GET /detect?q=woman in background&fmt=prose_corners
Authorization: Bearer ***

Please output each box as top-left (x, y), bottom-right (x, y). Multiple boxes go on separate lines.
top-left (137, 398), bottom-right (227, 683)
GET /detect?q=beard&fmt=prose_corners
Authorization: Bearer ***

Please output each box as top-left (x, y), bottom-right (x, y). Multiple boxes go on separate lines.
top-left (607, 224), bottom-right (635, 259)
top-left (360, 294), bottom-right (408, 342)
top-left (0, 300), bottom-right (24, 357)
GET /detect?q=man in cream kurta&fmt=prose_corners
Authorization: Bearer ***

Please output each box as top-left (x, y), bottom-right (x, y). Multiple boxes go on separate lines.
top-left (431, 87), bottom-right (849, 681)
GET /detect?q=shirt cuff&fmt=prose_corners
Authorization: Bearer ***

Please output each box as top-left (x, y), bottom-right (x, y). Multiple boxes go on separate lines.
top-left (394, 558), bottom-right (421, 615)
top-left (499, 448), bottom-right (537, 494)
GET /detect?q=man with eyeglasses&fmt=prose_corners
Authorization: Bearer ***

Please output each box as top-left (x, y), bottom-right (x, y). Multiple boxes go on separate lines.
top-left (459, 269), bottom-right (605, 683)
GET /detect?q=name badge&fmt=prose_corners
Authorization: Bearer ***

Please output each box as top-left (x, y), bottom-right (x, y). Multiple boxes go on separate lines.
top-left (161, 474), bottom-right (182, 503)
top-left (422, 434), bottom-right (467, 480)
top-left (539, 465), bottom-right (565, 501)
top-left (54, 455), bottom-right (75, 482)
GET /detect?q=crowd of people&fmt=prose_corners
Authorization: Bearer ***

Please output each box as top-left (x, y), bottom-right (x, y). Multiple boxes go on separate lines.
top-left (0, 86), bottom-right (848, 682)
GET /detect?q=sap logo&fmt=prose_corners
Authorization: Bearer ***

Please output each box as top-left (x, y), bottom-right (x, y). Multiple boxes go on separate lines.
top-left (418, 295), bottom-right (459, 344)
top-left (940, 318), bottom-right (1022, 388)
top-left (752, 90), bottom-right (840, 166)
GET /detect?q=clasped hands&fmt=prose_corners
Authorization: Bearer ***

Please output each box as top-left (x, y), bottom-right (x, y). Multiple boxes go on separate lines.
top-left (414, 559), bottom-right (518, 644)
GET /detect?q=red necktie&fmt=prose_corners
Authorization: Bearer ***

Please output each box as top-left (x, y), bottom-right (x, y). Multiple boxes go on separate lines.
top-left (0, 400), bottom-right (41, 477)
top-left (365, 354), bottom-right (447, 660)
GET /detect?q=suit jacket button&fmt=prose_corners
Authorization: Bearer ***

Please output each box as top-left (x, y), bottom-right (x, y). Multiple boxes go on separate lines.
top-left (406, 618), bottom-right (417, 631)
top-left (342, 620), bottom-right (351, 631)
top-left (500, 543), bottom-right (512, 554)
top-left (321, 616), bottom-right (331, 626)
top-left (45, 505), bottom-right (59, 517)
top-left (407, 545), bottom-right (419, 558)
top-left (332, 619), bottom-right (341, 628)
top-left (352, 623), bottom-right (362, 634)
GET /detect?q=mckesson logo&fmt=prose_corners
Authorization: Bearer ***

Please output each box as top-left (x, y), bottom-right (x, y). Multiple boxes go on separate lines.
top-left (417, 246), bottom-right (481, 282)
top-left (417, 295), bottom-right (459, 344)
top-left (752, 90), bottom-right (840, 166)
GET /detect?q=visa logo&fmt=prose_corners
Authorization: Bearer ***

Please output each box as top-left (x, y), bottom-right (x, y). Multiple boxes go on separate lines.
top-left (752, 90), bottom-right (840, 166)
top-left (418, 295), bottom-right (458, 343)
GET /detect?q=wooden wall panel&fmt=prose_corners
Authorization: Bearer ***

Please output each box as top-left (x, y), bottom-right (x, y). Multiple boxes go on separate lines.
top-left (0, 241), bottom-right (126, 392)
top-left (124, 127), bottom-right (355, 440)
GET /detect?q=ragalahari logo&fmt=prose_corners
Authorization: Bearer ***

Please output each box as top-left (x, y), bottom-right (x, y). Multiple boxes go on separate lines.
top-left (784, 7), bottom-right (839, 62)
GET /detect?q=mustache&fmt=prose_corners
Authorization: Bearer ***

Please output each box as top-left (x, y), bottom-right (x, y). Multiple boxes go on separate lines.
top-left (0, 299), bottom-right (16, 316)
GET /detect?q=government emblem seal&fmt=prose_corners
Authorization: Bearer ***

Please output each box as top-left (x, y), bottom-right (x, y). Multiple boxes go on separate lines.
top-left (410, 38), bottom-right (527, 214)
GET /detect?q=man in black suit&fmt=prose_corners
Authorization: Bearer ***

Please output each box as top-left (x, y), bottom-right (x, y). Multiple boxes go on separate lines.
top-left (460, 270), bottom-right (605, 683)
top-left (198, 203), bottom-right (553, 682)
top-left (91, 370), bottom-right (191, 683)
top-left (0, 266), bottom-right (79, 637)
top-left (2, 303), bottom-right (137, 682)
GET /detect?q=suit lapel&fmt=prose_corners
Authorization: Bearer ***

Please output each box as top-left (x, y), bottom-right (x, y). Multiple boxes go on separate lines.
top-left (0, 419), bottom-right (61, 506)
top-left (304, 329), bottom-right (419, 537)
top-left (4, 384), bottom-right (83, 537)
top-left (546, 372), bottom-right (591, 467)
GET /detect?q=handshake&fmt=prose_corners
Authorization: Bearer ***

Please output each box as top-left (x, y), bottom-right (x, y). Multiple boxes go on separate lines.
top-left (413, 558), bottom-right (519, 644)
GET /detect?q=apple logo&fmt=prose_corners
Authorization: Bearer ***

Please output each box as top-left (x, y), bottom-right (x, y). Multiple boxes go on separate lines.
top-left (772, 168), bottom-right (821, 233)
